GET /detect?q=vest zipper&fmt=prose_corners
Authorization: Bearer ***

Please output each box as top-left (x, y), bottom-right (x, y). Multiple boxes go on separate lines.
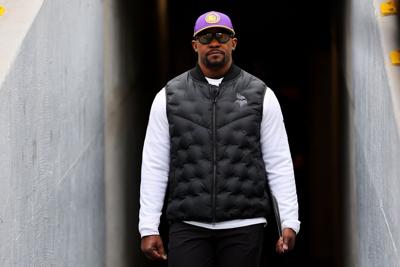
top-left (210, 85), bottom-right (219, 224)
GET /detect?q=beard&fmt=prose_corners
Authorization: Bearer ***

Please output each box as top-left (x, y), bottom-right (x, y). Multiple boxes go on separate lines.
top-left (202, 53), bottom-right (229, 69)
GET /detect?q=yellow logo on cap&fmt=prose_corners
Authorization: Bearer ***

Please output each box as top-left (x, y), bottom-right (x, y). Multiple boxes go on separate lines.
top-left (205, 12), bottom-right (220, 24)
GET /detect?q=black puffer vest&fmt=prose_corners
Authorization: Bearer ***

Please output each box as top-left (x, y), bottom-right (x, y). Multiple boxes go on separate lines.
top-left (165, 64), bottom-right (271, 223)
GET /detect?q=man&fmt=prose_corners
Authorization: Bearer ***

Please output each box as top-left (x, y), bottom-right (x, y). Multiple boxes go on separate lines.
top-left (139, 11), bottom-right (300, 267)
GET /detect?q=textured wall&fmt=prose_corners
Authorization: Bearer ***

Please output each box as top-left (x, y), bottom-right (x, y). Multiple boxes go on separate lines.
top-left (345, 0), bottom-right (400, 266)
top-left (0, 0), bottom-right (105, 266)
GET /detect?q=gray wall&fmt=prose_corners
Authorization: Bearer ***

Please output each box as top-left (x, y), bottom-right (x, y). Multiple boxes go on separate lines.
top-left (344, 0), bottom-right (400, 266)
top-left (0, 0), bottom-right (105, 265)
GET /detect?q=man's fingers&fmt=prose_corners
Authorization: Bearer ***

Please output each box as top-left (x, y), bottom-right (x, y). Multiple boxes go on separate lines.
top-left (275, 237), bottom-right (284, 254)
top-left (275, 228), bottom-right (296, 254)
top-left (282, 241), bottom-right (289, 251)
top-left (282, 228), bottom-right (296, 251)
top-left (141, 235), bottom-right (167, 261)
top-left (144, 249), bottom-right (158, 260)
top-left (148, 248), bottom-right (164, 260)
top-left (144, 246), bottom-right (165, 261)
top-left (157, 240), bottom-right (168, 260)
top-left (282, 235), bottom-right (290, 251)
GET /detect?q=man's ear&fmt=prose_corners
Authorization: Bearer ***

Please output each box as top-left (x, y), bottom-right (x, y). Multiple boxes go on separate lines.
top-left (192, 40), bottom-right (198, 52)
top-left (231, 37), bottom-right (238, 51)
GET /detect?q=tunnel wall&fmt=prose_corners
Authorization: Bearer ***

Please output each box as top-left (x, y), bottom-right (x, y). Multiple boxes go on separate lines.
top-left (344, 0), bottom-right (400, 266)
top-left (0, 0), bottom-right (105, 265)
top-left (104, 0), bottom-right (163, 266)
top-left (104, 0), bottom-right (136, 265)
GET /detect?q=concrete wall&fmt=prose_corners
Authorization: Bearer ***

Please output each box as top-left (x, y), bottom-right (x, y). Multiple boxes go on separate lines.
top-left (0, 0), bottom-right (105, 265)
top-left (344, 0), bottom-right (400, 266)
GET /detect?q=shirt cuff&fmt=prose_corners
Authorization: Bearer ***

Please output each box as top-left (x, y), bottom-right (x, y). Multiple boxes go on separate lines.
top-left (140, 229), bottom-right (160, 238)
top-left (282, 219), bottom-right (301, 234)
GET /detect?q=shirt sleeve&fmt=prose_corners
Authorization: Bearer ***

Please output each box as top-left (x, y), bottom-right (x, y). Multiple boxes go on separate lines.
top-left (261, 87), bottom-right (301, 234)
top-left (139, 88), bottom-right (170, 237)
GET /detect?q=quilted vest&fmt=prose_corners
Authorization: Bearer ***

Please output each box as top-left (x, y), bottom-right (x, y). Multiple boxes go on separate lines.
top-left (165, 64), bottom-right (271, 223)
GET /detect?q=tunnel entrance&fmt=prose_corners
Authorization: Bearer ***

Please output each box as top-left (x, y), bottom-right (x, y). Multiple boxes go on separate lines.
top-left (162, 1), bottom-right (345, 266)
top-left (123, 0), bottom-right (345, 266)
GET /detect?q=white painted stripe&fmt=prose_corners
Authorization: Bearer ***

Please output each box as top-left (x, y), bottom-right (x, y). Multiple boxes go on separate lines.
top-left (0, 0), bottom-right (45, 87)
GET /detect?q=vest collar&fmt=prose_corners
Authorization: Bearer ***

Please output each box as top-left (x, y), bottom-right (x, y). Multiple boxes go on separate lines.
top-left (190, 63), bottom-right (241, 84)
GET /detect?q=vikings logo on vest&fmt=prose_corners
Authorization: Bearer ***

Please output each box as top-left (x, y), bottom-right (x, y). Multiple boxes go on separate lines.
top-left (235, 93), bottom-right (247, 107)
top-left (205, 12), bottom-right (220, 23)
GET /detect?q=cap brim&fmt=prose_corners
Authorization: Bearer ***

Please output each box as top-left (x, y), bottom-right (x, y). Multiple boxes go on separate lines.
top-left (193, 25), bottom-right (235, 37)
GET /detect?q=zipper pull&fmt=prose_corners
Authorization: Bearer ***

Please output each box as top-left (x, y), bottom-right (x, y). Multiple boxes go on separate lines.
top-left (209, 85), bottom-right (219, 101)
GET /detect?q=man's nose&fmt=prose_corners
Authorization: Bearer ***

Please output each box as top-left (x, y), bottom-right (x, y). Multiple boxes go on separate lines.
top-left (208, 38), bottom-right (221, 47)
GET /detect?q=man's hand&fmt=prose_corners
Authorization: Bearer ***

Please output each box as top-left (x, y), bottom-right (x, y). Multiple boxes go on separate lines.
top-left (141, 235), bottom-right (167, 261)
top-left (275, 228), bottom-right (296, 254)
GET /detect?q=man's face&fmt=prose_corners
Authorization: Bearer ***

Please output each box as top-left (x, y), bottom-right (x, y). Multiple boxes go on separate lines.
top-left (192, 28), bottom-right (237, 69)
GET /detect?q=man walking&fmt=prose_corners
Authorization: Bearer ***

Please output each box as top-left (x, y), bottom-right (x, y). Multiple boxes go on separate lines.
top-left (139, 11), bottom-right (300, 267)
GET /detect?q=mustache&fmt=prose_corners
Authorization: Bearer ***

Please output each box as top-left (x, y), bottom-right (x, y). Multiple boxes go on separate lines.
top-left (206, 49), bottom-right (225, 56)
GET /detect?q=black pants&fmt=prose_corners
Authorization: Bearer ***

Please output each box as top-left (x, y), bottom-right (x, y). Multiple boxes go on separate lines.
top-left (168, 222), bottom-right (265, 267)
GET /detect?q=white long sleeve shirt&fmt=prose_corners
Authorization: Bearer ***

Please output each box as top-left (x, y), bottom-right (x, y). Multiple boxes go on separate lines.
top-left (139, 77), bottom-right (300, 237)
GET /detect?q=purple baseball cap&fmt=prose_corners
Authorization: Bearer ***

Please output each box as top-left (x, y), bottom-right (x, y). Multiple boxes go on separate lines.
top-left (193, 11), bottom-right (235, 37)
